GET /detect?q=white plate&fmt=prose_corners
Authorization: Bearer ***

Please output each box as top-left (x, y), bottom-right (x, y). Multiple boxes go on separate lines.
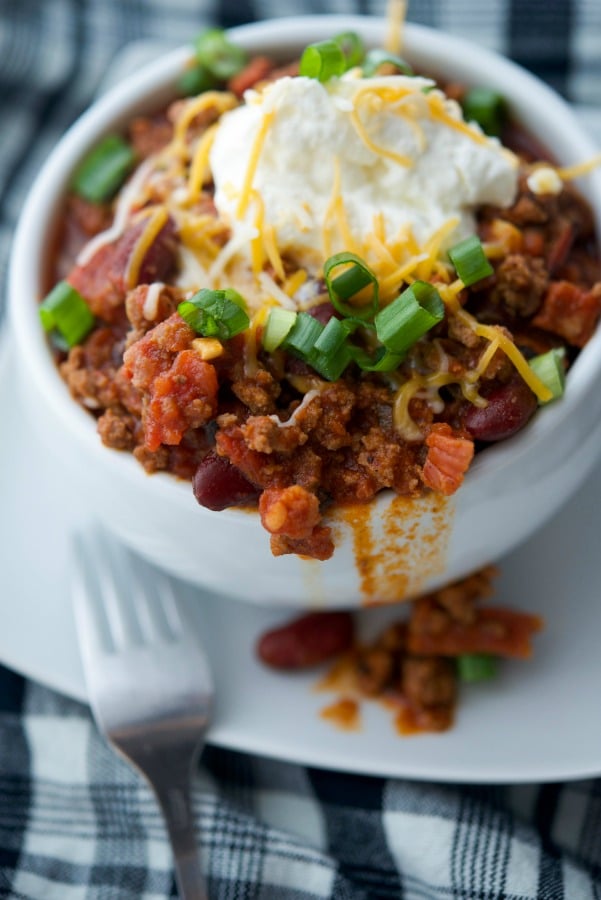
top-left (2, 331), bottom-right (601, 785)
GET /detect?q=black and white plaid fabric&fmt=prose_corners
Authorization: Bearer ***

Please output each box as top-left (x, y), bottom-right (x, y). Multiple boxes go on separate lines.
top-left (1, 662), bottom-right (601, 898)
top-left (1, 1), bottom-right (601, 897)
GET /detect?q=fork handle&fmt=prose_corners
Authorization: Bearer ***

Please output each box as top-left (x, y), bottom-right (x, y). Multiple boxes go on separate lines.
top-left (153, 778), bottom-right (208, 900)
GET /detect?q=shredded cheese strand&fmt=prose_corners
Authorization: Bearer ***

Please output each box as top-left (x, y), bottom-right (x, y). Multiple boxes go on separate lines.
top-left (350, 106), bottom-right (413, 167)
top-left (384, 0), bottom-right (407, 55)
top-left (188, 124), bottom-right (218, 199)
top-left (172, 91), bottom-right (237, 155)
top-left (236, 110), bottom-right (274, 218)
top-left (125, 206), bottom-right (169, 289)
top-left (556, 152), bottom-right (601, 181)
top-left (427, 94), bottom-right (492, 147)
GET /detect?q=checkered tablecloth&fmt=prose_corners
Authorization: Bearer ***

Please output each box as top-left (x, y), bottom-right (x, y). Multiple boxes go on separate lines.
top-left (0, 663), bottom-right (600, 899)
top-left (2, 1), bottom-right (601, 897)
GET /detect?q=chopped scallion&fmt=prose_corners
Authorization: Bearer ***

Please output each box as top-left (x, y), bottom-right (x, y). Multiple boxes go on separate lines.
top-left (457, 653), bottom-right (498, 683)
top-left (375, 281), bottom-right (444, 354)
top-left (177, 62), bottom-right (216, 96)
top-left (528, 347), bottom-right (566, 403)
top-left (194, 28), bottom-right (247, 80)
top-left (39, 280), bottom-right (95, 347)
top-left (283, 312), bottom-right (324, 356)
top-left (299, 39), bottom-right (346, 82)
top-left (349, 344), bottom-right (405, 372)
top-left (324, 252), bottom-right (379, 320)
top-left (461, 87), bottom-right (506, 137)
top-left (178, 288), bottom-right (249, 340)
top-left (309, 342), bottom-right (352, 381)
top-left (448, 234), bottom-right (493, 287)
top-left (71, 135), bottom-right (136, 204)
top-left (333, 31), bottom-right (365, 69)
top-left (362, 48), bottom-right (413, 77)
top-left (262, 307), bottom-right (297, 352)
top-left (314, 316), bottom-right (348, 355)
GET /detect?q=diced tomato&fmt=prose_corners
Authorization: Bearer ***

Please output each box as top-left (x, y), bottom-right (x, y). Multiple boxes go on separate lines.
top-left (68, 217), bottom-right (176, 322)
top-left (145, 350), bottom-right (218, 451)
top-left (533, 280), bottom-right (601, 347)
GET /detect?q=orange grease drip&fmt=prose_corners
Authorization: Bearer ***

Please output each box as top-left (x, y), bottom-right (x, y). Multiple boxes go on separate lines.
top-left (331, 493), bottom-right (455, 605)
top-left (319, 697), bottom-right (361, 731)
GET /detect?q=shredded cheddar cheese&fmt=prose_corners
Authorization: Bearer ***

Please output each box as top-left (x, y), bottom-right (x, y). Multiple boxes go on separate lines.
top-left (236, 110), bottom-right (274, 218)
top-left (188, 124), bottom-right (218, 200)
top-left (125, 206), bottom-right (169, 289)
top-left (427, 94), bottom-right (492, 148)
top-left (556, 151), bottom-right (601, 182)
top-left (350, 105), bottom-right (413, 167)
top-left (172, 91), bottom-right (237, 155)
top-left (384, 0), bottom-right (407, 55)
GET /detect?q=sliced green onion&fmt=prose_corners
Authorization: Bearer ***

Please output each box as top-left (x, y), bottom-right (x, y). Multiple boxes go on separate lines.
top-left (457, 653), bottom-right (498, 683)
top-left (314, 316), bottom-right (348, 355)
top-left (324, 252), bottom-right (379, 320)
top-left (448, 234), bottom-right (494, 287)
top-left (349, 344), bottom-right (405, 372)
top-left (178, 288), bottom-right (249, 340)
top-left (177, 62), bottom-right (216, 96)
top-left (461, 87), bottom-right (506, 137)
top-left (299, 40), bottom-right (346, 82)
top-left (71, 135), bottom-right (136, 204)
top-left (528, 347), bottom-right (566, 403)
top-left (333, 31), bottom-right (365, 69)
top-left (283, 312), bottom-right (324, 356)
top-left (362, 48), bottom-right (413, 77)
top-left (309, 342), bottom-right (353, 381)
top-left (194, 28), bottom-right (247, 80)
top-left (375, 281), bottom-right (444, 355)
top-left (39, 280), bottom-right (95, 347)
top-left (262, 308), bottom-right (297, 352)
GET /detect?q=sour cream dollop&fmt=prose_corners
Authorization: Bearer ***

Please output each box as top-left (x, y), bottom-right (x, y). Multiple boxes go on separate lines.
top-left (210, 74), bottom-right (518, 269)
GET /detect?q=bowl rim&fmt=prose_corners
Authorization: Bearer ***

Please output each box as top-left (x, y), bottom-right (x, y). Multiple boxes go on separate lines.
top-left (9, 14), bottom-right (601, 516)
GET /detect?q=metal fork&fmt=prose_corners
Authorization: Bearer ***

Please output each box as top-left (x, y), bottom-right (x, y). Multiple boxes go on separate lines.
top-left (71, 527), bottom-right (213, 900)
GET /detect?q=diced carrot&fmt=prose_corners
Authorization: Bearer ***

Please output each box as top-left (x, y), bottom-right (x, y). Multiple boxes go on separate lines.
top-left (421, 423), bottom-right (474, 496)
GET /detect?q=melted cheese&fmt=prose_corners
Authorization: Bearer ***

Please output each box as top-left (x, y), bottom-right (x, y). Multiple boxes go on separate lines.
top-left (266, 389), bottom-right (322, 429)
top-left (142, 281), bottom-right (164, 320)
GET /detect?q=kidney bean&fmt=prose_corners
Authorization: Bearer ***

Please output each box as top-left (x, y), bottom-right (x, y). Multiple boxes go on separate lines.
top-left (193, 451), bottom-right (259, 511)
top-left (307, 302), bottom-right (338, 326)
top-left (463, 377), bottom-right (537, 442)
top-left (257, 611), bottom-right (354, 670)
top-left (137, 217), bottom-right (178, 285)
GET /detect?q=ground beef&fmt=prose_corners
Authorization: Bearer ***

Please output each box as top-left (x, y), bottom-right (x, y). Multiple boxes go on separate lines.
top-left (492, 253), bottom-right (549, 317)
top-left (127, 114), bottom-right (173, 158)
top-left (97, 407), bottom-right (138, 450)
top-left (401, 656), bottom-right (457, 709)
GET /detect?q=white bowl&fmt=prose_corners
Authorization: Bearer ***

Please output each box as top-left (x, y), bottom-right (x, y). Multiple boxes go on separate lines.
top-left (9, 16), bottom-right (601, 607)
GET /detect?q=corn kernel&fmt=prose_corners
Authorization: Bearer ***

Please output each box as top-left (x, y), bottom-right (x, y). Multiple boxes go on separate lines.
top-left (192, 337), bottom-right (224, 360)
